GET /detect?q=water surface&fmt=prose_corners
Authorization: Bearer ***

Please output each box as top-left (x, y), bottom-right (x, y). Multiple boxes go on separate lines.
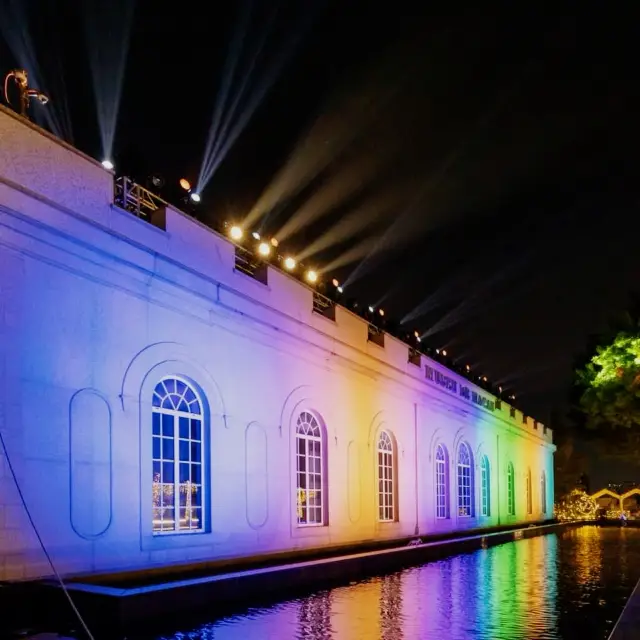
top-left (149, 527), bottom-right (640, 640)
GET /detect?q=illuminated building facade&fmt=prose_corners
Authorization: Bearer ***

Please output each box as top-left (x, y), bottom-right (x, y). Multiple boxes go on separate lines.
top-left (0, 105), bottom-right (555, 580)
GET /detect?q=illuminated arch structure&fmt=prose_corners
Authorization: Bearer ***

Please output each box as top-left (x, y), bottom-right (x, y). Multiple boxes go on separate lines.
top-left (591, 487), bottom-right (640, 514)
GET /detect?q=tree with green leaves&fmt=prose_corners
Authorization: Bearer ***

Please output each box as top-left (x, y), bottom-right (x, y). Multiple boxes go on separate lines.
top-left (576, 331), bottom-right (640, 430)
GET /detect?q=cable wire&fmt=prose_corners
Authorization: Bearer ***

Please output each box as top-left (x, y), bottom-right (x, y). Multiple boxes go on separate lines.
top-left (0, 427), bottom-right (95, 640)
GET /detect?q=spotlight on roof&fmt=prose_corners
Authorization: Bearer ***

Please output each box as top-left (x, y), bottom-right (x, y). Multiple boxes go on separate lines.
top-left (306, 270), bottom-right (318, 284)
top-left (368, 306), bottom-right (375, 313)
top-left (270, 237), bottom-right (279, 248)
top-left (482, 376), bottom-right (488, 382)
top-left (442, 349), bottom-right (447, 356)
top-left (101, 159), bottom-right (114, 171)
top-left (190, 192), bottom-right (201, 203)
top-left (337, 286), bottom-right (343, 294)
top-left (252, 231), bottom-right (261, 240)
top-left (258, 242), bottom-right (271, 257)
top-left (498, 386), bottom-right (503, 393)
top-left (465, 364), bottom-right (470, 371)
top-left (284, 256), bottom-right (296, 270)
top-left (229, 225), bottom-right (243, 241)
top-left (150, 175), bottom-right (165, 189)
top-left (436, 349), bottom-right (440, 354)
top-left (379, 308), bottom-right (385, 317)
top-left (179, 178), bottom-right (191, 191)
top-left (332, 278), bottom-right (340, 288)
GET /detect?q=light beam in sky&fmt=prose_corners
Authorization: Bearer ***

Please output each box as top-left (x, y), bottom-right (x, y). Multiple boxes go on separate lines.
top-left (82, 0), bottom-right (134, 162)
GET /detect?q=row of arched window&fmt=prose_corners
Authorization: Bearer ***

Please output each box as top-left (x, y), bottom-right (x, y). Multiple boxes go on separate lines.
top-left (150, 377), bottom-right (548, 534)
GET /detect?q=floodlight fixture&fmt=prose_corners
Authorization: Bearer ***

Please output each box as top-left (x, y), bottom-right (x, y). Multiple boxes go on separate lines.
top-left (306, 270), bottom-right (318, 284)
top-left (179, 178), bottom-right (192, 191)
top-left (252, 231), bottom-right (261, 240)
top-left (230, 225), bottom-right (243, 241)
top-left (284, 256), bottom-right (296, 270)
top-left (270, 237), bottom-right (279, 247)
top-left (3, 69), bottom-right (49, 119)
top-left (101, 159), bottom-right (114, 171)
top-left (332, 278), bottom-right (340, 288)
top-left (379, 308), bottom-right (385, 317)
top-left (190, 192), bottom-right (201, 203)
top-left (442, 349), bottom-right (447, 356)
top-left (368, 305), bottom-right (375, 313)
top-left (337, 286), bottom-right (343, 294)
top-left (258, 242), bottom-right (271, 257)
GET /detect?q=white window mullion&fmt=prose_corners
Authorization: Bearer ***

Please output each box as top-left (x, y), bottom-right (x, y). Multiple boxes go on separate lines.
top-left (174, 419), bottom-right (180, 531)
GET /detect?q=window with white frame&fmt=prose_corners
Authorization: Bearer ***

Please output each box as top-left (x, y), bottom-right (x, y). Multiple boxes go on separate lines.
top-left (435, 444), bottom-right (449, 519)
top-left (481, 455), bottom-right (491, 517)
top-left (296, 411), bottom-right (325, 526)
top-left (457, 442), bottom-right (473, 517)
top-left (152, 377), bottom-right (204, 533)
top-left (541, 471), bottom-right (547, 515)
top-left (377, 431), bottom-right (395, 522)
top-left (507, 462), bottom-right (515, 516)
top-left (526, 468), bottom-right (533, 515)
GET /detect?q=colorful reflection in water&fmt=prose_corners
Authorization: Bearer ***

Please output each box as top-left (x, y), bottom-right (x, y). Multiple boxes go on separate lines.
top-left (150, 527), bottom-right (640, 640)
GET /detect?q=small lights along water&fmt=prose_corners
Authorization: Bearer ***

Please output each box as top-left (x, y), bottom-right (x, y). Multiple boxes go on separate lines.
top-left (140, 527), bottom-right (640, 640)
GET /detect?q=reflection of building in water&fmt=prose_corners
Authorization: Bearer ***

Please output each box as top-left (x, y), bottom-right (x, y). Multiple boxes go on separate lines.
top-left (298, 592), bottom-right (333, 640)
top-left (0, 105), bottom-right (555, 582)
top-left (330, 581), bottom-right (381, 639)
top-left (380, 573), bottom-right (403, 640)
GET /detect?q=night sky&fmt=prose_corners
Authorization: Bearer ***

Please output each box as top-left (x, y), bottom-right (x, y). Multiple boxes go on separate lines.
top-left (2, 3), bottom-right (640, 462)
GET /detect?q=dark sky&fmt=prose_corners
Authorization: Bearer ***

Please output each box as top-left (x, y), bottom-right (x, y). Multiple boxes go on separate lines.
top-left (2, 2), bottom-right (640, 442)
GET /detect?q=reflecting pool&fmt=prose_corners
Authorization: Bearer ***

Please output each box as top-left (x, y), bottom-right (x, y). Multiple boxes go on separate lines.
top-left (147, 527), bottom-right (640, 640)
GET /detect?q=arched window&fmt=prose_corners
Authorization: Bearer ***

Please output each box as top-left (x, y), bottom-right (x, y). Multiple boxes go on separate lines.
top-left (457, 442), bottom-right (473, 517)
top-left (526, 468), bottom-right (533, 515)
top-left (435, 444), bottom-right (449, 519)
top-left (541, 471), bottom-right (547, 515)
top-left (481, 455), bottom-right (491, 517)
top-left (507, 462), bottom-right (515, 516)
top-left (152, 377), bottom-right (204, 533)
top-left (377, 431), bottom-right (395, 522)
top-left (296, 411), bottom-right (325, 526)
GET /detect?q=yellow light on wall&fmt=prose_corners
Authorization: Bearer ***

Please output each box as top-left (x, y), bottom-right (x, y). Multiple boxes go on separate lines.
top-left (258, 242), bottom-right (271, 257)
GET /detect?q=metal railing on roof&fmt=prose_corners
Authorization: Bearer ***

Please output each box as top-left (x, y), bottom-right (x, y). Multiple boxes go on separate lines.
top-left (114, 176), bottom-right (167, 219)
